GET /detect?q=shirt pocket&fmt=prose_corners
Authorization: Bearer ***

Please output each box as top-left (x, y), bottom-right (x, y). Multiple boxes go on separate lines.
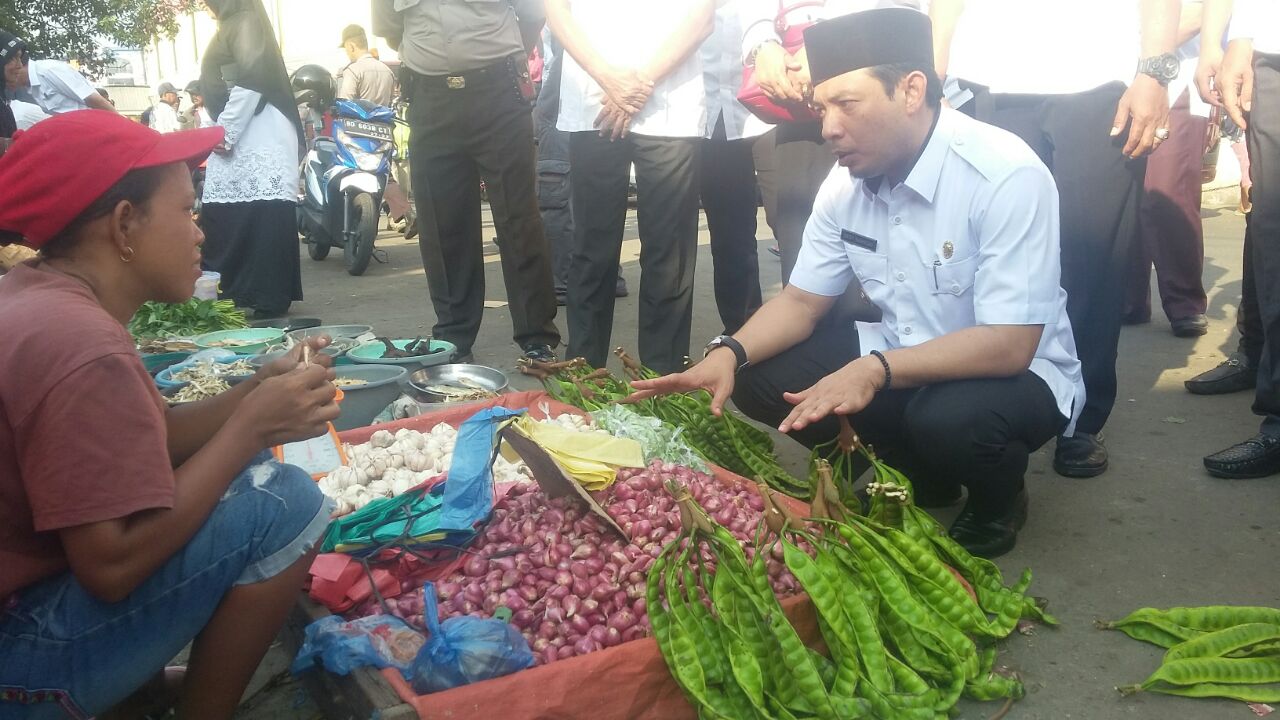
top-left (846, 248), bottom-right (890, 288)
top-left (926, 251), bottom-right (979, 297)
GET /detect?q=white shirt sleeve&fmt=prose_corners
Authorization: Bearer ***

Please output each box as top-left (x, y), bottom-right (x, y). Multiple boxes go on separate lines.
top-left (971, 164), bottom-right (1063, 326)
top-left (1228, 0), bottom-right (1261, 40)
top-left (41, 62), bottom-right (97, 106)
top-left (788, 176), bottom-right (857, 297)
top-left (217, 86), bottom-right (263, 147)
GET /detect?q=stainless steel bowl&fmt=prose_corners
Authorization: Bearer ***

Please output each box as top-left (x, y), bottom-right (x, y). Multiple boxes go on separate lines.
top-left (405, 364), bottom-right (510, 404)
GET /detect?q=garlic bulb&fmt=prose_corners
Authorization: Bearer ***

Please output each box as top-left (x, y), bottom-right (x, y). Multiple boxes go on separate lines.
top-left (369, 429), bottom-right (395, 449)
top-left (367, 479), bottom-right (393, 497)
top-left (405, 451), bottom-right (432, 473)
top-left (386, 451), bottom-right (405, 470)
top-left (328, 466), bottom-right (360, 491)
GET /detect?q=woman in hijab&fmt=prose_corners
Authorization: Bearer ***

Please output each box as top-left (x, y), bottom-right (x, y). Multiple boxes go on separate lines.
top-left (198, 0), bottom-right (306, 319)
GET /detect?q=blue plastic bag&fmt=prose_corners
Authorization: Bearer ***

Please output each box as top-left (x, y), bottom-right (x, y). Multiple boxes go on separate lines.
top-left (291, 614), bottom-right (425, 677)
top-left (409, 581), bottom-right (534, 693)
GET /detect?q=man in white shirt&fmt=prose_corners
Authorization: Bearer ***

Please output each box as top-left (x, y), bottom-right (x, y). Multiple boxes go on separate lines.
top-left (546, 0), bottom-right (715, 374)
top-left (150, 82), bottom-right (181, 134)
top-left (633, 9), bottom-right (1082, 558)
top-left (179, 80), bottom-right (214, 130)
top-left (9, 99), bottom-right (46, 129)
top-left (930, 0), bottom-right (1180, 479)
top-left (701, 0), bottom-right (772, 334)
top-left (3, 53), bottom-right (116, 116)
top-left (1201, 0), bottom-right (1280, 478)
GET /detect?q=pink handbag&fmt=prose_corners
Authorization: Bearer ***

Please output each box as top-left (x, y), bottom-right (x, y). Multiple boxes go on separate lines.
top-left (737, 0), bottom-right (824, 124)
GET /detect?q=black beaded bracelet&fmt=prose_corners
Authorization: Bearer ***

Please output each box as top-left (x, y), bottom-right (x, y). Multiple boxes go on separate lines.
top-left (868, 350), bottom-right (891, 391)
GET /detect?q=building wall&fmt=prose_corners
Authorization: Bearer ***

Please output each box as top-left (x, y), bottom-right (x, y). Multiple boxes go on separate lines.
top-left (127, 1), bottom-right (399, 94)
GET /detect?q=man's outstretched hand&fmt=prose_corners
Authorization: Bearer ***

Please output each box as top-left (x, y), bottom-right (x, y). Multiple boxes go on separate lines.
top-left (626, 350), bottom-right (737, 416)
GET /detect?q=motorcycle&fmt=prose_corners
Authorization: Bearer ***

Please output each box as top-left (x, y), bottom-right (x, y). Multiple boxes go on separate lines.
top-left (297, 98), bottom-right (395, 276)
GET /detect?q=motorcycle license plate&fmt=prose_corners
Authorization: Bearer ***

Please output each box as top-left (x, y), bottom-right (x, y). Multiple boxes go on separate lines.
top-left (344, 120), bottom-right (393, 143)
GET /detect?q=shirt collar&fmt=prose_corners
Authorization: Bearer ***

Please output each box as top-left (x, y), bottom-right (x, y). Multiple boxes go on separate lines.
top-left (859, 106), bottom-right (953, 204)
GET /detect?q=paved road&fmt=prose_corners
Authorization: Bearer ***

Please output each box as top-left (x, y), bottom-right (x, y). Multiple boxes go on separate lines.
top-left (240, 201), bottom-right (1279, 719)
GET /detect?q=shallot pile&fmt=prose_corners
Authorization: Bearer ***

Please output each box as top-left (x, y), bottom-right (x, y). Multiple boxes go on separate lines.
top-left (376, 460), bottom-right (801, 666)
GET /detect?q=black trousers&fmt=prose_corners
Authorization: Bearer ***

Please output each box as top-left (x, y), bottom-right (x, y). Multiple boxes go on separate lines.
top-left (407, 59), bottom-right (560, 354)
top-left (1246, 54), bottom-right (1280, 434)
top-left (701, 117), bottom-right (763, 335)
top-left (733, 328), bottom-right (1065, 518)
top-left (566, 131), bottom-right (701, 374)
top-left (1238, 209), bottom-right (1263, 364)
top-left (200, 199), bottom-right (302, 314)
top-left (968, 82), bottom-right (1146, 436)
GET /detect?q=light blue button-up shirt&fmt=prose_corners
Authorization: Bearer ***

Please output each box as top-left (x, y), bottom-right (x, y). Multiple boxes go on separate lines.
top-left (790, 107), bottom-right (1085, 432)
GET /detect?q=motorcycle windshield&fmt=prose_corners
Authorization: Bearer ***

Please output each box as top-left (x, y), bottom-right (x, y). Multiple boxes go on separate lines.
top-left (334, 98), bottom-right (395, 123)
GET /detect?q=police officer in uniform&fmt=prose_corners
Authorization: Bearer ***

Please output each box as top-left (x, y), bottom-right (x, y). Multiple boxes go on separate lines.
top-left (632, 8), bottom-right (1084, 558)
top-left (337, 24), bottom-right (396, 107)
top-left (372, 0), bottom-right (560, 364)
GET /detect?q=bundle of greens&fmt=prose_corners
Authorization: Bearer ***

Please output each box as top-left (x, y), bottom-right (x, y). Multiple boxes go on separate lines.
top-left (129, 299), bottom-right (247, 340)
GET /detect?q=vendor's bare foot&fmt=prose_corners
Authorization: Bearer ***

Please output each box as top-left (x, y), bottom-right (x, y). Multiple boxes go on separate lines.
top-left (100, 666), bottom-right (185, 720)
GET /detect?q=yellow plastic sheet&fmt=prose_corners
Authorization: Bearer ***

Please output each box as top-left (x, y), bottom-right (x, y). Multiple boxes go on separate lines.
top-left (502, 416), bottom-right (644, 490)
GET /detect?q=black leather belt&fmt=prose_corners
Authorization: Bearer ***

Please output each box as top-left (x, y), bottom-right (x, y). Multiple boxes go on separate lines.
top-left (415, 55), bottom-right (517, 91)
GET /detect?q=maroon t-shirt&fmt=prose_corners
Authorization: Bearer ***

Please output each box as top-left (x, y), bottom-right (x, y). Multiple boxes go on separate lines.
top-left (0, 262), bottom-right (175, 599)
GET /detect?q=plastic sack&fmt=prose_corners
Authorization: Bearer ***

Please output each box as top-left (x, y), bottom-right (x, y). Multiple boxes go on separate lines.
top-left (291, 613), bottom-right (426, 677)
top-left (409, 581), bottom-right (534, 693)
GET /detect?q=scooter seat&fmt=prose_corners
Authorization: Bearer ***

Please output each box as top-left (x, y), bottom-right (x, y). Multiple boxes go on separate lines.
top-left (313, 136), bottom-right (338, 165)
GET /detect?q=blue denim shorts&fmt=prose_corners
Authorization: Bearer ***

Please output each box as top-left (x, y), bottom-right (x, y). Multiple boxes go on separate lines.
top-left (0, 453), bottom-right (334, 719)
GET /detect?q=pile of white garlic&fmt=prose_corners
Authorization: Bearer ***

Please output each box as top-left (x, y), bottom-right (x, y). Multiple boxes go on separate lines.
top-left (320, 415), bottom-right (597, 516)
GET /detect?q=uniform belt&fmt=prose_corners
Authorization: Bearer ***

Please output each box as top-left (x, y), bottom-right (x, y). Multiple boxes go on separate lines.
top-left (415, 56), bottom-right (518, 91)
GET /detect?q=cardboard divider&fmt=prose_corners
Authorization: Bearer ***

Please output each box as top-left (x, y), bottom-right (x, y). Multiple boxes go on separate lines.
top-left (332, 390), bottom-right (820, 719)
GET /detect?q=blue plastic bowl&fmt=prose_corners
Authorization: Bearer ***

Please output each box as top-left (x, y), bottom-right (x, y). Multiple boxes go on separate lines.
top-left (155, 358), bottom-right (256, 390)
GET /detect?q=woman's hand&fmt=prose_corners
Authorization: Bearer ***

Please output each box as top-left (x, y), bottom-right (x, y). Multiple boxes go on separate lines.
top-left (238, 364), bottom-right (339, 447)
top-left (753, 41), bottom-right (805, 104)
top-left (256, 336), bottom-right (333, 381)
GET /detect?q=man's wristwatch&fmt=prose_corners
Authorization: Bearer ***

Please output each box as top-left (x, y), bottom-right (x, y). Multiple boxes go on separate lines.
top-left (703, 335), bottom-right (750, 373)
top-left (1136, 53), bottom-right (1180, 86)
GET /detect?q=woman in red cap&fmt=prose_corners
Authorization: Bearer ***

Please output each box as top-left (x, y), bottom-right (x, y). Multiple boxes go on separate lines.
top-left (0, 111), bottom-right (338, 718)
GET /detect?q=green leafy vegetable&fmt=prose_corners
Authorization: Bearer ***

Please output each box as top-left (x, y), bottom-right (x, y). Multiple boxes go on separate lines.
top-left (129, 299), bottom-right (248, 340)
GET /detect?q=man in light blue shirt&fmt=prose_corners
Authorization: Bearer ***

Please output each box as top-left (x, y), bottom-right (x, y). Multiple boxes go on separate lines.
top-left (633, 9), bottom-right (1082, 558)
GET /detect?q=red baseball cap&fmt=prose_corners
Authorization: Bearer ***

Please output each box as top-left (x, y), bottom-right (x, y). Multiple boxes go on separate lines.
top-left (0, 109), bottom-right (225, 249)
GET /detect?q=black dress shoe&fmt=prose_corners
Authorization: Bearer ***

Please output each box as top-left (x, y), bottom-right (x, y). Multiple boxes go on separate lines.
top-left (1053, 432), bottom-right (1108, 478)
top-left (948, 490), bottom-right (1028, 559)
top-left (452, 350), bottom-right (475, 364)
top-left (1170, 314), bottom-right (1209, 338)
top-left (1204, 433), bottom-right (1280, 479)
top-left (1185, 353), bottom-right (1256, 395)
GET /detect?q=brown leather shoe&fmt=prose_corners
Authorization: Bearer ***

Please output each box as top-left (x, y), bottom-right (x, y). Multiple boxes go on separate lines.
top-left (1053, 432), bottom-right (1108, 478)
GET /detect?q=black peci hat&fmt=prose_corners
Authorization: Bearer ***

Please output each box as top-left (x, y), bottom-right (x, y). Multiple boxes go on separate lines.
top-left (804, 8), bottom-right (934, 88)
